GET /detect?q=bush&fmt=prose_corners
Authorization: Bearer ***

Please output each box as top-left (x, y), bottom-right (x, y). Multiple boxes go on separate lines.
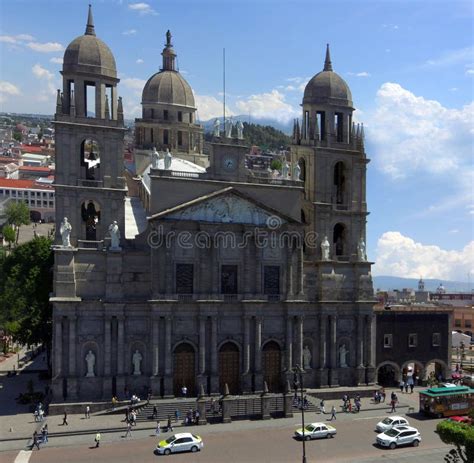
top-left (437, 420), bottom-right (474, 463)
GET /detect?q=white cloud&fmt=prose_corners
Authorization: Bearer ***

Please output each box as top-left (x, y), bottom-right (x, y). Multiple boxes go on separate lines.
top-left (123, 29), bottom-right (137, 36)
top-left (194, 94), bottom-right (228, 121)
top-left (348, 71), bottom-right (371, 77)
top-left (50, 57), bottom-right (63, 64)
top-left (0, 33), bottom-right (34, 44)
top-left (121, 77), bottom-right (146, 93)
top-left (373, 231), bottom-right (474, 281)
top-left (382, 24), bottom-right (399, 30)
top-left (136, 58), bottom-right (144, 64)
top-left (32, 64), bottom-right (57, 102)
top-left (424, 47), bottom-right (473, 68)
top-left (0, 81), bottom-right (21, 102)
top-left (466, 69), bottom-right (474, 75)
top-left (128, 2), bottom-right (158, 15)
top-left (235, 89), bottom-right (298, 123)
top-left (449, 87), bottom-right (458, 92)
top-left (27, 41), bottom-right (64, 53)
top-left (366, 82), bottom-right (474, 179)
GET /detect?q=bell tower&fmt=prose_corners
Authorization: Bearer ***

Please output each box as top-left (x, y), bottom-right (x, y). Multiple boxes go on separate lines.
top-left (54, 5), bottom-right (127, 245)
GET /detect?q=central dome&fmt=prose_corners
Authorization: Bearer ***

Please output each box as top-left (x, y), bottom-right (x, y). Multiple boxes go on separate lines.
top-left (142, 71), bottom-right (195, 108)
top-left (62, 5), bottom-right (117, 79)
top-left (303, 45), bottom-right (352, 107)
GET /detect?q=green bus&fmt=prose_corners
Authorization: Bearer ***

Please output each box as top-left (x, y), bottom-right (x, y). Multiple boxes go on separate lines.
top-left (419, 385), bottom-right (474, 418)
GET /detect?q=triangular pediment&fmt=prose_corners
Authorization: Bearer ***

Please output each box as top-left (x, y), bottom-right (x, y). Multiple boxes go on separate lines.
top-left (148, 187), bottom-right (295, 226)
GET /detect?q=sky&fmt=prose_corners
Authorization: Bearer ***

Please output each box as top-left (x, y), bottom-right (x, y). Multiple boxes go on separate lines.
top-left (0, 0), bottom-right (473, 282)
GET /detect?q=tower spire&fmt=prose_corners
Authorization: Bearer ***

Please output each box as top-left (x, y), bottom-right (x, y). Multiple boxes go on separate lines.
top-left (85, 4), bottom-right (96, 36)
top-left (324, 43), bottom-right (333, 71)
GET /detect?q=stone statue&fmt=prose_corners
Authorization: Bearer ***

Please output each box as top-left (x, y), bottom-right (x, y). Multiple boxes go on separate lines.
top-left (339, 344), bottom-right (348, 368)
top-left (213, 118), bottom-right (221, 137)
top-left (85, 350), bottom-right (95, 377)
top-left (60, 217), bottom-right (72, 247)
top-left (224, 118), bottom-right (233, 138)
top-left (236, 120), bottom-right (244, 139)
top-left (293, 162), bottom-right (301, 180)
top-left (151, 146), bottom-right (160, 169)
top-left (321, 235), bottom-right (330, 261)
top-left (303, 345), bottom-right (312, 369)
top-left (132, 349), bottom-right (143, 375)
top-left (281, 161), bottom-right (289, 179)
top-left (108, 221), bottom-right (121, 250)
top-left (164, 148), bottom-right (172, 170)
top-left (357, 237), bottom-right (367, 262)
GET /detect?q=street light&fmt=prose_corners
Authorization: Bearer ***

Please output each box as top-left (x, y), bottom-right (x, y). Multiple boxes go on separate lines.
top-left (293, 364), bottom-right (307, 463)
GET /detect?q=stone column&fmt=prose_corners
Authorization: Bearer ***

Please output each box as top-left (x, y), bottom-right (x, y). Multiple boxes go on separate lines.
top-left (68, 316), bottom-right (77, 376)
top-left (329, 314), bottom-right (339, 386)
top-left (54, 318), bottom-right (62, 377)
top-left (356, 314), bottom-right (364, 367)
top-left (254, 317), bottom-right (263, 391)
top-left (164, 316), bottom-right (173, 397)
top-left (296, 246), bottom-right (304, 296)
top-left (117, 316), bottom-right (125, 375)
top-left (152, 317), bottom-right (160, 376)
top-left (243, 232), bottom-right (252, 296)
top-left (104, 317), bottom-right (111, 376)
top-left (241, 315), bottom-right (251, 391)
top-left (199, 316), bottom-right (206, 375)
top-left (210, 316), bottom-right (219, 394)
top-left (296, 316), bottom-right (304, 368)
top-left (286, 316), bottom-right (293, 371)
top-left (286, 246), bottom-right (294, 297)
top-left (319, 314), bottom-right (327, 370)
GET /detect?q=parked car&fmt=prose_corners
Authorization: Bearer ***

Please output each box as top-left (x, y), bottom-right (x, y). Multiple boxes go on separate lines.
top-left (376, 425), bottom-right (421, 449)
top-left (375, 416), bottom-right (409, 432)
top-left (461, 375), bottom-right (474, 387)
top-left (294, 422), bottom-right (337, 440)
top-left (155, 433), bottom-right (203, 455)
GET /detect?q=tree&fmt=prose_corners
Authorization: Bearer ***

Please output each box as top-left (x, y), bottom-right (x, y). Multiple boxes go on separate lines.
top-left (0, 236), bottom-right (53, 364)
top-left (2, 225), bottom-right (16, 249)
top-left (270, 159), bottom-right (282, 171)
top-left (5, 201), bottom-right (30, 244)
top-left (13, 132), bottom-right (22, 143)
top-left (436, 420), bottom-right (474, 463)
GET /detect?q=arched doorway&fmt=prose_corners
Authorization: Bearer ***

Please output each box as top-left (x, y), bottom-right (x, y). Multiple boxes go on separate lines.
top-left (376, 362), bottom-right (399, 387)
top-left (219, 342), bottom-right (240, 394)
top-left (298, 158), bottom-right (306, 181)
top-left (81, 138), bottom-right (100, 180)
top-left (424, 360), bottom-right (448, 383)
top-left (333, 223), bottom-right (346, 257)
top-left (333, 162), bottom-right (345, 205)
top-left (81, 200), bottom-right (100, 240)
top-left (262, 341), bottom-right (282, 393)
top-left (173, 343), bottom-right (195, 397)
top-left (30, 210), bottom-right (41, 222)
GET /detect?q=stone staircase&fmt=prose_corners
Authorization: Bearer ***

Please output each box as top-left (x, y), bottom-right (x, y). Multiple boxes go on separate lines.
top-left (136, 399), bottom-right (197, 423)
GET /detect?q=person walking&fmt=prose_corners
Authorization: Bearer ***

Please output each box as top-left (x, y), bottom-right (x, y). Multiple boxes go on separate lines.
top-left (329, 405), bottom-right (337, 421)
top-left (404, 382), bottom-right (409, 394)
top-left (410, 383), bottom-right (414, 393)
top-left (152, 405), bottom-right (158, 420)
top-left (155, 420), bottom-right (161, 436)
top-left (95, 432), bottom-right (101, 448)
top-left (62, 412), bottom-right (68, 426)
top-left (195, 409), bottom-right (200, 425)
top-left (181, 385), bottom-right (188, 398)
top-left (167, 415), bottom-right (173, 432)
top-left (174, 408), bottom-right (180, 423)
top-left (85, 405), bottom-right (90, 419)
top-left (320, 399), bottom-right (326, 414)
top-left (390, 398), bottom-right (397, 413)
top-left (31, 431), bottom-right (40, 450)
top-left (124, 422), bottom-right (132, 438)
top-left (41, 424), bottom-right (48, 443)
top-left (399, 380), bottom-right (404, 393)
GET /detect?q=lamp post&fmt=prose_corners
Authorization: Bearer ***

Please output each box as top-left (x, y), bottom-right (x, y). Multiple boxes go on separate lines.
top-left (293, 364), bottom-right (307, 463)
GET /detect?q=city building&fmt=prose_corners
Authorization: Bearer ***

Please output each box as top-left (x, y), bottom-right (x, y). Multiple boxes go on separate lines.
top-left (51, 7), bottom-right (375, 401)
top-left (374, 304), bottom-right (453, 386)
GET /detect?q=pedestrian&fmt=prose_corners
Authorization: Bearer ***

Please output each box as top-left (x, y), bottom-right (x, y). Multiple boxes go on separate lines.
top-left (410, 383), bottom-right (414, 393)
top-left (62, 412), bottom-right (68, 426)
top-left (347, 400), bottom-right (352, 413)
top-left (355, 399), bottom-right (361, 413)
top-left (41, 424), bottom-right (48, 443)
top-left (195, 409), bottom-right (200, 425)
top-left (399, 380), bottom-right (404, 393)
top-left (380, 388), bottom-right (386, 403)
top-left (85, 405), bottom-right (90, 419)
top-left (167, 415), bottom-right (173, 432)
top-left (95, 432), bottom-right (101, 447)
top-left (174, 408), bottom-right (180, 423)
top-left (404, 382), bottom-right (409, 394)
top-left (124, 422), bottom-right (132, 438)
top-left (390, 399), bottom-right (396, 413)
top-left (155, 420), bottom-right (161, 436)
top-left (31, 431), bottom-right (40, 450)
top-left (34, 410), bottom-right (39, 422)
top-left (329, 405), bottom-right (337, 421)
top-left (152, 405), bottom-right (158, 419)
top-left (181, 385), bottom-right (188, 398)
top-left (320, 399), bottom-right (326, 414)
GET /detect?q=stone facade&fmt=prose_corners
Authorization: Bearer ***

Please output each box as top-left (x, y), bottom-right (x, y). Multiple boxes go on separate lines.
top-left (51, 8), bottom-right (376, 401)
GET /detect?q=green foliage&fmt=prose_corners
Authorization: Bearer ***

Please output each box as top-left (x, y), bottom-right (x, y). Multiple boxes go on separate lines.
top-left (241, 122), bottom-right (291, 151)
top-left (12, 132), bottom-right (22, 142)
top-left (270, 159), bottom-right (282, 171)
top-left (437, 420), bottom-right (474, 463)
top-left (5, 201), bottom-right (30, 244)
top-left (0, 236), bottom-right (53, 349)
top-left (3, 224), bottom-right (16, 247)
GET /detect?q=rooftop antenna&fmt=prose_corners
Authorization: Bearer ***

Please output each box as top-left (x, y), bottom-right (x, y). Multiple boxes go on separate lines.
top-left (223, 48), bottom-right (226, 127)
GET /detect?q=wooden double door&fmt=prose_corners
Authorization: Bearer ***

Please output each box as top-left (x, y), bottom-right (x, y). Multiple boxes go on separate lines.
top-left (219, 342), bottom-right (240, 394)
top-left (263, 341), bottom-right (282, 393)
top-left (173, 343), bottom-right (195, 397)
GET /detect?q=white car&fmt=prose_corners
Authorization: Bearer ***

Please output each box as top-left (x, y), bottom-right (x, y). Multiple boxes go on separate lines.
top-left (155, 433), bottom-right (203, 455)
top-left (295, 422), bottom-right (337, 440)
top-left (375, 416), bottom-right (409, 432)
top-left (376, 425), bottom-right (421, 449)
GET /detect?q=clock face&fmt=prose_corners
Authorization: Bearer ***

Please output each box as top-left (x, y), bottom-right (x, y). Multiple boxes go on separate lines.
top-left (223, 156), bottom-right (236, 171)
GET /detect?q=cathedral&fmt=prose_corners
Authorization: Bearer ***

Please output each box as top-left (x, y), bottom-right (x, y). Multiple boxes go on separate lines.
top-left (51, 6), bottom-right (375, 401)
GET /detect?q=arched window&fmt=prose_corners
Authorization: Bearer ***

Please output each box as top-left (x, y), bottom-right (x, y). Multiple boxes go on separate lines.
top-left (333, 161), bottom-right (345, 204)
top-left (81, 200), bottom-right (101, 240)
top-left (81, 139), bottom-right (100, 180)
top-left (298, 158), bottom-right (306, 181)
top-left (333, 223), bottom-right (346, 256)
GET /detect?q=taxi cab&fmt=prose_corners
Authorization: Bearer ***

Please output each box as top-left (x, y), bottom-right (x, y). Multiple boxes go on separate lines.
top-left (155, 433), bottom-right (203, 455)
